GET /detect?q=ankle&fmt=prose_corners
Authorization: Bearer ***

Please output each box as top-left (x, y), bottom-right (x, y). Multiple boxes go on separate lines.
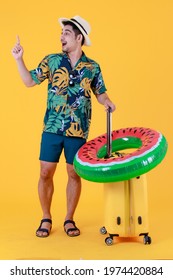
top-left (42, 214), bottom-right (52, 220)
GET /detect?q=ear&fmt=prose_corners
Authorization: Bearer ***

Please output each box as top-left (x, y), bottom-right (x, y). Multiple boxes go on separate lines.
top-left (77, 34), bottom-right (82, 44)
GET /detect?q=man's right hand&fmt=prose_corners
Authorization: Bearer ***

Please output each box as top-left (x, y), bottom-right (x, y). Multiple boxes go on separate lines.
top-left (11, 35), bottom-right (36, 87)
top-left (11, 35), bottom-right (24, 60)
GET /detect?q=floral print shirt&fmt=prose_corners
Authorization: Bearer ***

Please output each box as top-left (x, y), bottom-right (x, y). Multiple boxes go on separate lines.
top-left (30, 52), bottom-right (106, 139)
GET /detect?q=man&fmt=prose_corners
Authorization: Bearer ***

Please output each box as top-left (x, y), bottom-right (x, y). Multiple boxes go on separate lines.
top-left (12, 15), bottom-right (116, 238)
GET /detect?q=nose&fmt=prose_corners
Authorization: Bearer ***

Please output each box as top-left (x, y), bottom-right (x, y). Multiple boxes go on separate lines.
top-left (60, 33), bottom-right (64, 42)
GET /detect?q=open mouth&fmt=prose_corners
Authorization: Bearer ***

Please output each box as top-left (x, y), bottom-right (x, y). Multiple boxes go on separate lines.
top-left (62, 42), bottom-right (67, 47)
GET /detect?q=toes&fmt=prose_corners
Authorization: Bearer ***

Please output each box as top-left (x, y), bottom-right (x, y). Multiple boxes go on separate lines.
top-left (64, 221), bottom-right (80, 236)
top-left (36, 230), bottom-right (48, 237)
top-left (68, 229), bottom-right (79, 236)
top-left (36, 221), bottom-right (52, 237)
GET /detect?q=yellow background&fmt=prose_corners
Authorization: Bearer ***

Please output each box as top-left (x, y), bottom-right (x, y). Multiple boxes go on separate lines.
top-left (0, 0), bottom-right (172, 260)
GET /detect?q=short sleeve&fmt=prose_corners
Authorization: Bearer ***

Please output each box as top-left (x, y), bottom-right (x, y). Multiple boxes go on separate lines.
top-left (91, 64), bottom-right (107, 95)
top-left (30, 56), bottom-right (49, 84)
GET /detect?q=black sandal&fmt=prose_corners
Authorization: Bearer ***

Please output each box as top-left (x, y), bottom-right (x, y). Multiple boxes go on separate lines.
top-left (36, 218), bottom-right (52, 238)
top-left (64, 220), bottom-right (80, 237)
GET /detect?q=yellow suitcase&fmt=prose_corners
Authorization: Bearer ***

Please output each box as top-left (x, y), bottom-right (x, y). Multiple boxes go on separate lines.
top-left (100, 174), bottom-right (151, 245)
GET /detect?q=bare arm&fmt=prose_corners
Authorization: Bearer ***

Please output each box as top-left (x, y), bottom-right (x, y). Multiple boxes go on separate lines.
top-left (11, 36), bottom-right (36, 87)
top-left (96, 92), bottom-right (116, 112)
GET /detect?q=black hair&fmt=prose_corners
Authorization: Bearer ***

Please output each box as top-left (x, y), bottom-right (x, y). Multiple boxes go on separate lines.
top-left (62, 21), bottom-right (85, 46)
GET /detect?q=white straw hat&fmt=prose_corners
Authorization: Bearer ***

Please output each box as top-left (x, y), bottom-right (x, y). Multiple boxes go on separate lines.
top-left (58, 15), bottom-right (91, 46)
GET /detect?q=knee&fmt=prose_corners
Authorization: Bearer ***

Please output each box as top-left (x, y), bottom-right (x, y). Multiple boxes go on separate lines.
top-left (39, 162), bottom-right (57, 181)
top-left (40, 168), bottom-right (53, 181)
top-left (67, 165), bottom-right (80, 180)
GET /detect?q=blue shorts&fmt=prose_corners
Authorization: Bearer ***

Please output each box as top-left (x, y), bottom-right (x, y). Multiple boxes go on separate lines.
top-left (39, 132), bottom-right (86, 164)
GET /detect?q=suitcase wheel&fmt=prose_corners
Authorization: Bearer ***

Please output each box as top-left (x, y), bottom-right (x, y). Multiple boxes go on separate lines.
top-left (143, 235), bottom-right (152, 245)
top-left (100, 226), bottom-right (107, 235)
top-left (105, 237), bottom-right (113, 246)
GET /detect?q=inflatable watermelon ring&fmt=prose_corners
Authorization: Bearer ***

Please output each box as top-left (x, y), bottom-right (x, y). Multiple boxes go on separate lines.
top-left (73, 127), bottom-right (168, 182)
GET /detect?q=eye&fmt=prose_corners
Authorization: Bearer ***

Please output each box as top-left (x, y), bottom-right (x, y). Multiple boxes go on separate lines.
top-left (63, 31), bottom-right (70, 36)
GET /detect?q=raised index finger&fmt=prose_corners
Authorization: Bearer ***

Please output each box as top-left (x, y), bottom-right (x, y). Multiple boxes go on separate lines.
top-left (16, 35), bottom-right (20, 45)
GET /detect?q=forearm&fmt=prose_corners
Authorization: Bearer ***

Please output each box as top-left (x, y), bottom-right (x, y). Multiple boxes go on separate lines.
top-left (96, 92), bottom-right (116, 112)
top-left (96, 92), bottom-right (110, 105)
top-left (15, 58), bottom-right (36, 87)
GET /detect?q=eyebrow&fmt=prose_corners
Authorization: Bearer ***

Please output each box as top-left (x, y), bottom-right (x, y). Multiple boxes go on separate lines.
top-left (62, 28), bottom-right (72, 33)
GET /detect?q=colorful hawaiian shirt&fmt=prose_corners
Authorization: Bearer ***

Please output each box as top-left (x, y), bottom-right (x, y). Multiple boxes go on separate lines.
top-left (30, 52), bottom-right (107, 139)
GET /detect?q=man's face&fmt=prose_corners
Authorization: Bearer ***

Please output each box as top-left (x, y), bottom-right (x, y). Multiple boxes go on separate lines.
top-left (60, 25), bottom-right (80, 53)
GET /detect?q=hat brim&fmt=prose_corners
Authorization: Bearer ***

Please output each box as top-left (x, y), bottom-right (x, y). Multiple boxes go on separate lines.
top-left (58, 17), bottom-right (91, 46)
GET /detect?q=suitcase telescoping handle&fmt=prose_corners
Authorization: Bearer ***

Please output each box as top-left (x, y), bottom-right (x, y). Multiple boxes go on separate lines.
top-left (106, 107), bottom-right (112, 158)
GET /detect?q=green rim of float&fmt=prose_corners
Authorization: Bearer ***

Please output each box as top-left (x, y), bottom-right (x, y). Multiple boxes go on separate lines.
top-left (73, 127), bottom-right (168, 183)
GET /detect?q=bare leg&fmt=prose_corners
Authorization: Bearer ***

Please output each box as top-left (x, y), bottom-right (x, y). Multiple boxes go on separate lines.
top-left (64, 163), bottom-right (81, 236)
top-left (36, 160), bottom-right (57, 237)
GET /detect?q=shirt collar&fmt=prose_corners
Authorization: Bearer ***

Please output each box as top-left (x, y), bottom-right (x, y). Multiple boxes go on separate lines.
top-left (62, 51), bottom-right (88, 62)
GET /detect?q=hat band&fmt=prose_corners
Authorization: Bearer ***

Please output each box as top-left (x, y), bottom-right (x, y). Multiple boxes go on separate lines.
top-left (70, 18), bottom-right (88, 35)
